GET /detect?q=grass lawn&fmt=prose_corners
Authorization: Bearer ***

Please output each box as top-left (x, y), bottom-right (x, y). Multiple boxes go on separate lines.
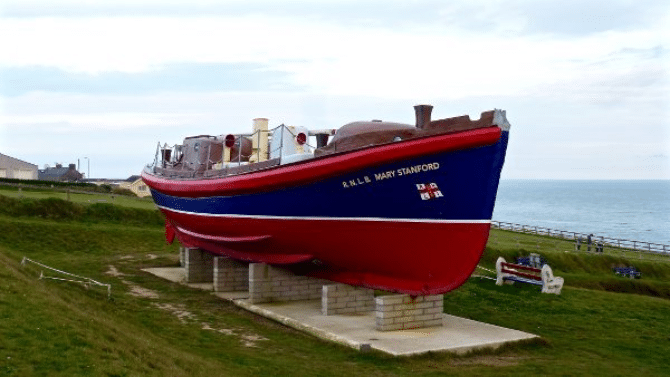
top-left (1, 198), bottom-right (669, 376)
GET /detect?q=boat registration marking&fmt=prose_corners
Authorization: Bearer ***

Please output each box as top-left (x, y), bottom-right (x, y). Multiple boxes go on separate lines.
top-left (342, 162), bottom-right (440, 189)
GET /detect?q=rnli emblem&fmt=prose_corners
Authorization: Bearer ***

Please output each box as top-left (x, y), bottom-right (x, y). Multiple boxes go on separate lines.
top-left (417, 183), bottom-right (443, 200)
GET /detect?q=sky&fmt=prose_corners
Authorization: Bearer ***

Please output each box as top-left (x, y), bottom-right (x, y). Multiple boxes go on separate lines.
top-left (0, 0), bottom-right (668, 180)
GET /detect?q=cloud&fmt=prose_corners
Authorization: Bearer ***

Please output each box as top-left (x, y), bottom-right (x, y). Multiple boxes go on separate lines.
top-left (2, 13), bottom-right (665, 101)
top-left (4, 0), bottom-right (666, 37)
top-left (1, 0), bottom-right (668, 179)
top-left (0, 63), bottom-right (298, 96)
top-left (491, 0), bottom-right (667, 36)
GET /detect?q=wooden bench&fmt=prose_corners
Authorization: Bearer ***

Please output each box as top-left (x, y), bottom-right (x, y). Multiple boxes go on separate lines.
top-left (496, 257), bottom-right (564, 294)
top-left (612, 267), bottom-right (641, 279)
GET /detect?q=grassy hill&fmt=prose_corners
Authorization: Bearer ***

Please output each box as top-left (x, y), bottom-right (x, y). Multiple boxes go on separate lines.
top-left (1, 195), bottom-right (669, 376)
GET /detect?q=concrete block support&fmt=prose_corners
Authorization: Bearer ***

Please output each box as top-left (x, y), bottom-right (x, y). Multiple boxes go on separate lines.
top-left (375, 294), bottom-right (444, 331)
top-left (213, 257), bottom-right (249, 292)
top-left (249, 263), bottom-right (330, 304)
top-left (322, 284), bottom-right (374, 315)
top-left (184, 247), bottom-right (214, 283)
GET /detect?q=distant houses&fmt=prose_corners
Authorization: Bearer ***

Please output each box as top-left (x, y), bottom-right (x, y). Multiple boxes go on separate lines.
top-left (38, 163), bottom-right (84, 182)
top-left (1, 153), bottom-right (150, 197)
top-left (119, 175), bottom-right (151, 198)
top-left (1, 153), bottom-right (83, 182)
top-left (0, 153), bottom-right (38, 180)
top-left (89, 175), bottom-right (151, 198)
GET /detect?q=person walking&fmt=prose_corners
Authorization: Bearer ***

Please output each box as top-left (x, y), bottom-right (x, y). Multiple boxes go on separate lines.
top-left (587, 234), bottom-right (593, 252)
top-left (575, 236), bottom-right (582, 251)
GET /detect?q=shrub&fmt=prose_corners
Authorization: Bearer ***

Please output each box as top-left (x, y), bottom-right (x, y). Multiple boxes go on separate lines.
top-left (111, 187), bottom-right (137, 197)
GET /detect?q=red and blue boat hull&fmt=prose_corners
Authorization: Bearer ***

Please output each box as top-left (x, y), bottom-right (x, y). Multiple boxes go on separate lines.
top-left (142, 126), bottom-right (509, 295)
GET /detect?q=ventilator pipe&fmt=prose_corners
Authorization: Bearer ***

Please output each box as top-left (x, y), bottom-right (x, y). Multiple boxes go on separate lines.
top-left (315, 134), bottom-right (329, 148)
top-left (222, 134), bottom-right (235, 163)
top-left (309, 129), bottom-right (336, 148)
top-left (250, 118), bottom-right (269, 163)
top-left (414, 104), bottom-right (433, 129)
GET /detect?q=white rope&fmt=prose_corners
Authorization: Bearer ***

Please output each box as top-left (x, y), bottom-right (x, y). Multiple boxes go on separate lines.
top-left (471, 265), bottom-right (497, 281)
top-left (470, 274), bottom-right (497, 281)
top-left (476, 265), bottom-right (496, 274)
top-left (22, 257), bottom-right (111, 298)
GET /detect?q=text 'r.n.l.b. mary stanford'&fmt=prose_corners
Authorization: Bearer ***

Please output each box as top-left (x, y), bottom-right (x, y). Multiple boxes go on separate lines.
top-left (342, 162), bottom-right (440, 188)
top-left (141, 104), bottom-right (511, 296)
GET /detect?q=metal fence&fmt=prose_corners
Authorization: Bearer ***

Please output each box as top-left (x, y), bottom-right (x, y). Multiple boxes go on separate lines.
top-left (491, 220), bottom-right (669, 254)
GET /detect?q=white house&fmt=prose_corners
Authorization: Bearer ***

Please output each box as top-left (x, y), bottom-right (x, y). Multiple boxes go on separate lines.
top-left (0, 153), bottom-right (38, 180)
top-left (119, 175), bottom-right (151, 198)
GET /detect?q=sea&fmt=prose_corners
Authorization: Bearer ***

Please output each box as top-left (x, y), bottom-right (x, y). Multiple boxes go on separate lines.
top-left (492, 180), bottom-right (670, 246)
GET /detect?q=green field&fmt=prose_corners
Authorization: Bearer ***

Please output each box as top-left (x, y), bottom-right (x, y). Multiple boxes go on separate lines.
top-left (1, 195), bottom-right (669, 376)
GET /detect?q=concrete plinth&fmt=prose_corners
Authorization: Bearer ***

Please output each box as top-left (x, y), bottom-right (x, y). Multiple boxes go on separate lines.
top-left (184, 248), bottom-right (213, 283)
top-left (322, 284), bottom-right (374, 316)
top-left (213, 257), bottom-right (249, 292)
top-left (375, 294), bottom-right (444, 331)
top-left (248, 263), bottom-right (330, 304)
top-left (144, 267), bottom-right (539, 356)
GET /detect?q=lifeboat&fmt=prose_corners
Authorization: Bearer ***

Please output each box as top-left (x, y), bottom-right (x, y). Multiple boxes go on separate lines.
top-left (141, 104), bottom-right (510, 295)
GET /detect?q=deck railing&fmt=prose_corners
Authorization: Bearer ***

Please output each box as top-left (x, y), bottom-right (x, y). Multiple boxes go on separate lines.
top-left (150, 124), bottom-right (317, 177)
top-left (491, 220), bottom-right (669, 254)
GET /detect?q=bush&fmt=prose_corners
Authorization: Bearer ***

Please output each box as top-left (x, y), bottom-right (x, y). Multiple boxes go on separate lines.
top-left (0, 178), bottom-right (138, 196)
top-left (0, 177), bottom-right (96, 190)
top-left (83, 203), bottom-right (163, 226)
top-left (111, 187), bottom-right (137, 197)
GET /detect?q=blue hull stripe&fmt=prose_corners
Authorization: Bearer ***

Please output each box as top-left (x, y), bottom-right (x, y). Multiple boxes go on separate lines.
top-left (151, 131), bottom-right (509, 221)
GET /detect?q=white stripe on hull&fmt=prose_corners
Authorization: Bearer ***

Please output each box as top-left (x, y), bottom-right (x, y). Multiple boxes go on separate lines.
top-left (158, 205), bottom-right (492, 224)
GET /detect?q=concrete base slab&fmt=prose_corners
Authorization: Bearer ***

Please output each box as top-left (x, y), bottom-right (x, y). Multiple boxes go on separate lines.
top-left (234, 299), bottom-right (538, 356)
top-left (144, 267), bottom-right (538, 356)
top-left (143, 267), bottom-right (213, 291)
top-left (214, 291), bottom-right (250, 301)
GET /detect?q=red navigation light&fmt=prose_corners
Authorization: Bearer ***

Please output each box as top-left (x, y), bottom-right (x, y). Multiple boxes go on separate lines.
top-left (225, 134), bottom-right (236, 148)
top-left (296, 132), bottom-right (307, 145)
